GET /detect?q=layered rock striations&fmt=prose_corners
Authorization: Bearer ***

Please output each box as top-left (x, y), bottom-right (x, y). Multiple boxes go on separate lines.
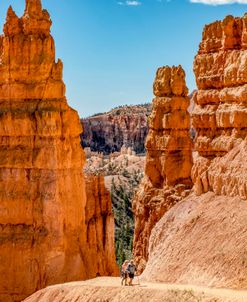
top-left (0, 1), bottom-right (117, 301)
top-left (81, 104), bottom-right (151, 155)
top-left (140, 14), bottom-right (247, 290)
top-left (192, 15), bottom-right (247, 199)
top-left (133, 66), bottom-right (192, 271)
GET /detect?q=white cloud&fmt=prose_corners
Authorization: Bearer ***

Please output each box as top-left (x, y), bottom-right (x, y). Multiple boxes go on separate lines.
top-left (190, 0), bottom-right (247, 4)
top-left (127, 0), bottom-right (142, 4)
top-left (118, 1), bottom-right (142, 6)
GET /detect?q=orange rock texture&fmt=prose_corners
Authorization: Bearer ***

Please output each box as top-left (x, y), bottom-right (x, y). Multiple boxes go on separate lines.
top-left (192, 14), bottom-right (247, 199)
top-left (0, 1), bottom-right (117, 301)
top-left (139, 14), bottom-right (247, 290)
top-left (142, 192), bottom-right (247, 289)
top-left (84, 175), bottom-right (119, 277)
top-left (133, 66), bottom-right (192, 272)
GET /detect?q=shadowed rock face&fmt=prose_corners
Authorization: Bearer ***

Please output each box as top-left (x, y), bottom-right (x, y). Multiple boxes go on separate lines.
top-left (192, 14), bottom-right (247, 199)
top-left (133, 66), bottom-right (192, 272)
top-left (84, 176), bottom-right (119, 278)
top-left (0, 1), bottom-right (117, 301)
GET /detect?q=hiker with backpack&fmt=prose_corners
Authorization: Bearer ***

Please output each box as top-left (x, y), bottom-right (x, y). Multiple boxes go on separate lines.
top-left (125, 259), bottom-right (136, 286)
top-left (121, 260), bottom-right (129, 286)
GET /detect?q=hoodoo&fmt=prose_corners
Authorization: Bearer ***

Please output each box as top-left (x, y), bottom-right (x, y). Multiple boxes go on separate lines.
top-left (12, 11), bottom-right (247, 302)
top-left (139, 15), bottom-right (247, 290)
top-left (133, 65), bottom-right (193, 271)
top-left (0, 1), bottom-right (117, 301)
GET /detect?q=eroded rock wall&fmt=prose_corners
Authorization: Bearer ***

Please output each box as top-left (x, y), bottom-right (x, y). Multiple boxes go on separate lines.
top-left (81, 105), bottom-right (151, 155)
top-left (192, 14), bottom-right (247, 199)
top-left (0, 1), bottom-right (117, 301)
top-left (84, 175), bottom-right (119, 277)
top-left (140, 13), bottom-right (247, 289)
top-left (133, 66), bottom-right (192, 271)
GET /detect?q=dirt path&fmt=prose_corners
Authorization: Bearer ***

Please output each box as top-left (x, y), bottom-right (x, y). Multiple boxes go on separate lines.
top-left (24, 277), bottom-right (247, 302)
top-left (83, 277), bottom-right (247, 301)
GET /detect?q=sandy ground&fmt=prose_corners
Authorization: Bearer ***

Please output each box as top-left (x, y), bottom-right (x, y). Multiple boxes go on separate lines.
top-left (24, 277), bottom-right (247, 302)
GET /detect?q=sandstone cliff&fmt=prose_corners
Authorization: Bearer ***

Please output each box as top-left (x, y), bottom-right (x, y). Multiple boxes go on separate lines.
top-left (133, 66), bottom-right (192, 272)
top-left (81, 104), bottom-right (151, 155)
top-left (0, 1), bottom-right (117, 301)
top-left (140, 14), bottom-right (247, 289)
top-left (192, 14), bottom-right (247, 200)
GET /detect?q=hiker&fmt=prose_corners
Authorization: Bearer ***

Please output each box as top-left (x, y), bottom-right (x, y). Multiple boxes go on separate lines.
top-left (125, 259), bottom-right (136, 286)
top-left (121, 260), bottom-right (129, 286)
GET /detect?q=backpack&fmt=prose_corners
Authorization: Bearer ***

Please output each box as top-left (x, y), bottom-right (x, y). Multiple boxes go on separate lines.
top-left (128, 264), bottom-right (135, 274)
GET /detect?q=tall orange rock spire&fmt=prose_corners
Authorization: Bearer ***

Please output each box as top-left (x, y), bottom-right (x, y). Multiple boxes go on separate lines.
top-left (138, 15), bottom-right (247, 289)
top-left (3, 6), bottom-right (21, 36)
top-left (24, 0), bottom-right (43, 15)
top-left (22, 0), bottom-right (52, 35)
top-left (0, 1), bottom-right (118, 301)
top-left (133, 65), bottom-right (192, 272)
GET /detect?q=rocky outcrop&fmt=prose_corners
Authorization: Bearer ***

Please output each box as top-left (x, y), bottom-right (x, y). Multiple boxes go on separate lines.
top-left (192, 14), bottom-right (247, 199)
top-left (139, 14), bottom-right (247, 290)
top-left (84, 147), bottom-right (145, 266)
top-left (133, 66), bottom-right (192, 272)
top-left (0, 1), bottom-right (117, 301)
top-left (81, 104), bottom-right (151, 155)
top-left (84, 176), bottom-right (119, 277)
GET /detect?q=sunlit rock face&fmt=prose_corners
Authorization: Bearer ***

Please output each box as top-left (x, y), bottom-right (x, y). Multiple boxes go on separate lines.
top-left (192, 14), bottom-right (247, 199)
top-left (133, 66), bottom-right (192, 272)
top-left (0, 1), bottom-right (117, 301)
top-left (135, 15), bottom-right (247, 289)
top-left (81, 104), bottom-right (151, 155)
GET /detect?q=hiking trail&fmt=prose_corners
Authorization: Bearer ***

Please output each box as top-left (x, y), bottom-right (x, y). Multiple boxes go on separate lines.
top-left (24, 277), bottom-right (247, 302)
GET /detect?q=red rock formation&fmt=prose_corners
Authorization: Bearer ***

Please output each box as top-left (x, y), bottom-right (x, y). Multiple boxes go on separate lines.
top-left (0, 1), bottom-right (117, 301)
top-left (133, 66), bottom-right (192, 272)
top-left (192, 14), bottom-right (247, 199)
top-left (81, 104), bottom-right (151, 154)
top-left (140, 14), bottom-right (247, 290)
top-left (84, 175), bottom-right (119, 277)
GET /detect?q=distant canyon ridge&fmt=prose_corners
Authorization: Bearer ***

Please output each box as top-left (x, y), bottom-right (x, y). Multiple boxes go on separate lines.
top-left (81, 95), bottom-right (195, 155)
top-left (81, 104), bottom-right (151, 154)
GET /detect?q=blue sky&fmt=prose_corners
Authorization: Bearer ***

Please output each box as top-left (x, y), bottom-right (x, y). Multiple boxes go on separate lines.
top-left (0, 0), bottom-right (247, 117)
